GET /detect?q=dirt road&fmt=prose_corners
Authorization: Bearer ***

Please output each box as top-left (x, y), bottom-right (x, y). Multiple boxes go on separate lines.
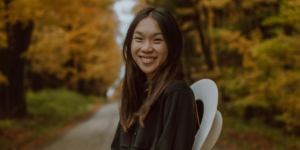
top-left (31, 101), bottom-right (224, 150)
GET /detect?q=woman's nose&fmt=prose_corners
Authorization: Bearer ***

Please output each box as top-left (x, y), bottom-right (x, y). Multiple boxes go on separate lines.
top-left (141, 41), bottom-right (153, 53)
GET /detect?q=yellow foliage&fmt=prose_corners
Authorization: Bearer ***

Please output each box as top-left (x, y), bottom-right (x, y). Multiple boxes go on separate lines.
top-left (219, 30), bottom-right (241, 44)
top-left (262, 0), bottom-right (300, 32)
top-left (0, 31), bottom-right (7, 49)
top-left (202, 0), bottom-right (232, 9)
top-left (218, 29), bottom-right (262, 68)
top-left (175, 8), bottom-right (194, 16)
top-left (242, 0), bottom-right (278, 9)
top-left (9, 0), bottom-right (123, 90)
top-left (236, 34), bottom-right (300, 130)
top-left (0, 72), bottom-right (8, 86)
top-left (0, 1), bottom-right (6, 49)
top-left (250, 28), bottom-right (262, 44)
top-left (180, 21), bottom-right (194, 31)
top-left (213, 26), bottom-right (299, 131)
top-left (273, 71), bottom-right (300, 130)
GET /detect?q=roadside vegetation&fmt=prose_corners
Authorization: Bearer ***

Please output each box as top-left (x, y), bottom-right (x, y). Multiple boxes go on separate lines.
top-left (218, 116), bottom-right (300, 150)
top-left (0, 89), bottom-right (106, 150)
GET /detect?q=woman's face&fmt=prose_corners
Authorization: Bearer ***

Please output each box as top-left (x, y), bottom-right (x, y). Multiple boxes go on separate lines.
top-left (131, 16), bottom-right (168, 80)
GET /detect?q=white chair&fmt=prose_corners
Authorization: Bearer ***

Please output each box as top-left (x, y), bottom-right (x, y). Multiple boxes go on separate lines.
top-left (191, 79), bottom-right (223, 150)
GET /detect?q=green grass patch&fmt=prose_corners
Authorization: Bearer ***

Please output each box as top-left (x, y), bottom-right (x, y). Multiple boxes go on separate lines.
top-left (219, 116), bottom-right (300, 150)
top-left (0, 88), bottom-right (106, 150)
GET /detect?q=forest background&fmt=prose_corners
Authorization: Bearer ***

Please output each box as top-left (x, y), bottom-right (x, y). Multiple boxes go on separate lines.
top-left (0, 0), bottom-right (300, 150)
top-left (133, 0), bottom-right (300, 149)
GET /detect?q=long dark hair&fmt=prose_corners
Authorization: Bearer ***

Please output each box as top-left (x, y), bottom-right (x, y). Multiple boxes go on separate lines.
top-left (120, 7), bottom-right (184, 132)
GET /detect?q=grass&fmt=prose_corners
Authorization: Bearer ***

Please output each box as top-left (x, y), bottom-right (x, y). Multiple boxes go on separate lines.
top-left (218, 116), bottom-right (300, 150)
top-left (0, 88), bottom-right (106, 150)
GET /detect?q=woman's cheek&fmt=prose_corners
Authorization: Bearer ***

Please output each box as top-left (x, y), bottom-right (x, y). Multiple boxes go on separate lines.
top-left (131, 42), bottom-right (139, 53)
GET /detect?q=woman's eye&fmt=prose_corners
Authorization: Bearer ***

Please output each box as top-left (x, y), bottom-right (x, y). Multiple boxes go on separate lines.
top-left (154, 38), bottom-right (162, 42)
top-left (135, 37), bottom-right (142, 41)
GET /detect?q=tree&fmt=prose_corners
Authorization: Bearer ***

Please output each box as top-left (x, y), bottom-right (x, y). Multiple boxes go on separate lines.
top-left (0, 0), bottom-right (121, 118)
top-left (0, 0), bottom-right (34, 118)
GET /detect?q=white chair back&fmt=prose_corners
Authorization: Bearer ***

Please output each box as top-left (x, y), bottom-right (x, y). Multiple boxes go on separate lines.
top-left (200, 110), bottom-right (223, 150)
top-left (190, 79), bottom-right (222, 150)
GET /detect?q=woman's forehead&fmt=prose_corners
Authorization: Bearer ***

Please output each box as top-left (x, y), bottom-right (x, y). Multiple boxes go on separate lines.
top-left (134, 16), bottom-right (162, 35)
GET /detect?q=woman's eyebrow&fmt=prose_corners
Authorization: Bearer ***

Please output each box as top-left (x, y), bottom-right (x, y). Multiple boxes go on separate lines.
top-left (134, 31), bottom-right (143, 35)
top-left (153, 32), bottom-right (162, 36)
top-left (134, 31), bottom-right (162, 36)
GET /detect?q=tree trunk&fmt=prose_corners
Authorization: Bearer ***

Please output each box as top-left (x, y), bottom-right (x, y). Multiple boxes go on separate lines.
top-left (193, 4), bottom-right (214, 70)
top-left (0, 0), bottom-right (34, 118)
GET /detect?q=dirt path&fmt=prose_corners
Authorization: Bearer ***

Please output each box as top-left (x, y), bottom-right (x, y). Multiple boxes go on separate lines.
top-left (30, 101), bottom-right (224, 150)
top-left (30, 101), bottom-right (119, 150)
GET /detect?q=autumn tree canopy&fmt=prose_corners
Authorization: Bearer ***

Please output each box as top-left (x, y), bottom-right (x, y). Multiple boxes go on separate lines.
top-left (0, 0), bottom-right (121, 118)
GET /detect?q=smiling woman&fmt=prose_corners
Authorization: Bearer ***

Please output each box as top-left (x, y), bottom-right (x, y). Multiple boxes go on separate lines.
top-left (131, 16), bottom-right (168, 80)
top-left (111, 8), bottom-right (198, 150)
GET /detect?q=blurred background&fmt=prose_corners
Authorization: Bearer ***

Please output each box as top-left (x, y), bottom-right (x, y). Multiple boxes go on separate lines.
top-left (0, 0), bottom-right (300, 150)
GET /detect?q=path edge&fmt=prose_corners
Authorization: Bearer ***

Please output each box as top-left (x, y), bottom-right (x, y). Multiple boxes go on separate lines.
top-left (17, 101), bottom-right (109, 150)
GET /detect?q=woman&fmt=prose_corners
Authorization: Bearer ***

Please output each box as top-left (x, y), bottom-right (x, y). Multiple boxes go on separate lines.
top-left (111, 7), bottom-right (199, 150)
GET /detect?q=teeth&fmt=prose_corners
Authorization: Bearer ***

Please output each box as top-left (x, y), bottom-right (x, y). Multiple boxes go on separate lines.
top-left (142, 57), bottom-right (154, 61)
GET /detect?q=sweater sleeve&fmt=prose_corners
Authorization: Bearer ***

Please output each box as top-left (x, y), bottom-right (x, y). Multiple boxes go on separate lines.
top-left (156, 88), bottom-right (197, 150)
top-left (111, 122), bottom-right (121, 150)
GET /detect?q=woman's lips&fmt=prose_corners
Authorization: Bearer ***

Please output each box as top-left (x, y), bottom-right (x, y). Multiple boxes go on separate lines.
top-left (140, 56), bottom-right (156, 64)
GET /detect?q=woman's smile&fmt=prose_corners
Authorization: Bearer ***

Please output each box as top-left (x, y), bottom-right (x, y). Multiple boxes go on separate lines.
top-left (140, 56), bottom-right (157, 64)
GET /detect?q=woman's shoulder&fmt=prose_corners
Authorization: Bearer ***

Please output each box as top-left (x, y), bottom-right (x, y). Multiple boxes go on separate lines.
top-left (164, 79), bottom-right (193, 95)
top-left (160, 79), bottom-right (195, 107)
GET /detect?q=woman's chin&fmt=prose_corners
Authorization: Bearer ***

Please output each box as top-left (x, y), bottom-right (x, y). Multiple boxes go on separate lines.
top-left (140, 70), bottom-right (155, 80)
